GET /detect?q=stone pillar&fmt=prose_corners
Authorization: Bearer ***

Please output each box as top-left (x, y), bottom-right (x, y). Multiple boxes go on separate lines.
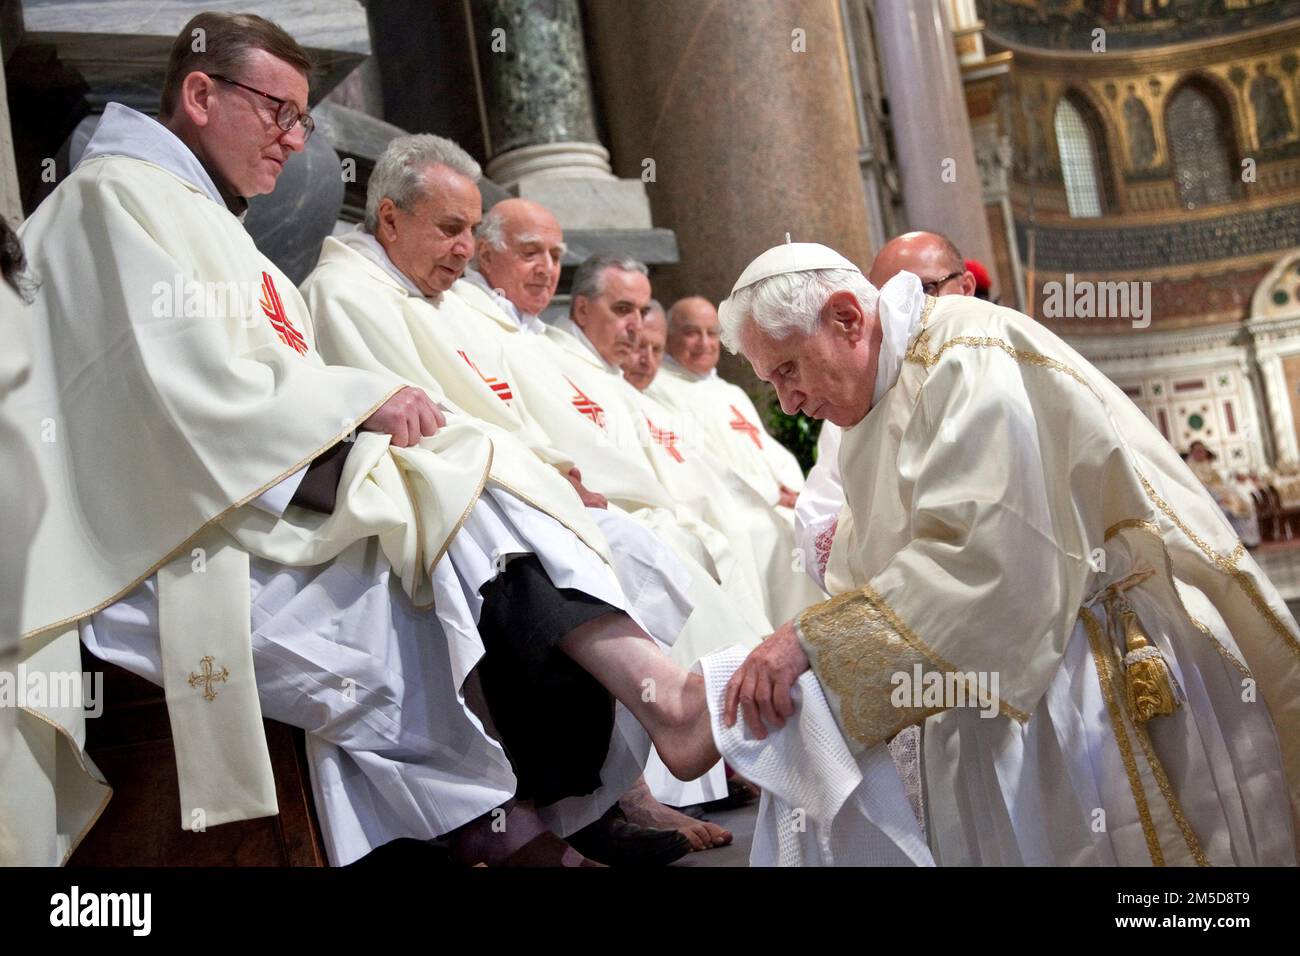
top-left (583, 0), bottom-right (874, 310)
top-left (1258, 353), bottom-right (1297, 464)
top-left (472, 0), bottom-right (651, 230)
top-left (875, 0), bottom-right (995, 278)
top-left (946, 0), bottom-right (985, 66)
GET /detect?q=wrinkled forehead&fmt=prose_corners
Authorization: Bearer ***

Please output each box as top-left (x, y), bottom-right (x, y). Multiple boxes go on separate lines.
top-left (505, 212), bottom-right (564, 249)
top-left (597, 267), bottom-right (651, 305)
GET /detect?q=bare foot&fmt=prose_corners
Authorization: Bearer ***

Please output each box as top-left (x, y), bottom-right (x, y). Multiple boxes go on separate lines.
top-left (649, 672), bottom-right (720, 782)
top-left (620, 777), bottom-right (732, 851)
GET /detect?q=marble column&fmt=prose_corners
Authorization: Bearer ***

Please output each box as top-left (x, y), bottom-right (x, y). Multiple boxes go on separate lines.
top-left (875, 0), bottom-right (996, 281)
top-left (946, 0), bottom-right (985, 66)
top-left (582, 0), bottom-right (874, 311)
top-left (1258, 353), bottom-right (1298, 464)
top-left (472, 0), bottom-right (650, 229)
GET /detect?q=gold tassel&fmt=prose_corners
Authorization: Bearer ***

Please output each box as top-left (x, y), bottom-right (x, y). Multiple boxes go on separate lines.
top-left (1119, 605), bottom-right (1180, 722)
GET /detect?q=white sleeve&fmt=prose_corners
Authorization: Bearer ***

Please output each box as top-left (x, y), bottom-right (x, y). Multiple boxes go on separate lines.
top-left (794, 423), bottom-right (844, 588)
top-left (248, 465), bottom-right (308, 518)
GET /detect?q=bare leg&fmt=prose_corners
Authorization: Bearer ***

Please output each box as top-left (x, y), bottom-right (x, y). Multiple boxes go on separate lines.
top-left (619, 775), bottom-right (733, 851)
top-left (558, 612), bottom-right (719, 781)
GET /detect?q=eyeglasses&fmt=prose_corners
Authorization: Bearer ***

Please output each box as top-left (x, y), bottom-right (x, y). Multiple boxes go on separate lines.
top-left (920, 270), bottom-right (965, 295)
top-left (209, 74), bottom-right (315, 142)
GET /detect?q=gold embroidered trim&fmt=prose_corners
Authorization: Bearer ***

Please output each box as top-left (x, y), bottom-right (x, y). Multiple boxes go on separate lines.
top-left (21, 385), bottom-right (406, 642)
top-left (798, 584), bottom-right (1030, 749)
top-left (19, 705), bottom-right (115, 866)
top-left (1081, 608), bottom-right (1164, 866)
top-left (1137, 474), bottom-right (1300, 661)
top-left (1130, 720), bottom-right (1210, 867)
top-left (901, 329), bottom-right (1298, 664)
top-left (1101, 520), bottom-right (1254, 677)
top-left (1104, 518), bottom-right (1161, 542)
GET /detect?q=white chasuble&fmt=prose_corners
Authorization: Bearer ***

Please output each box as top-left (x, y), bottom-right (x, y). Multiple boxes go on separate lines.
top-left (628, 379), bottom-right (824, 628)
top-left (651, 358), bottom-right (804, 507)
top-left (302, 240), bottom-right (749, 806)
top-left (525, 319), bottom-right (773, 632)
top-left (4, 106), bottom-right (645, 863)
top-left (0, 277), bottom-right (47, 858)
top-left (447, 275), bottom-right (773, 651)
top-left (799, 294), bottom-right (1299, 865)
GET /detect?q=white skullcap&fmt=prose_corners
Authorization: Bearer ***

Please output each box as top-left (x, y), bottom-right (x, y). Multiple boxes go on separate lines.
top-left (720, 239), bottom-right (928, 410)
top-left (718, 242), bottom-right (860, 329)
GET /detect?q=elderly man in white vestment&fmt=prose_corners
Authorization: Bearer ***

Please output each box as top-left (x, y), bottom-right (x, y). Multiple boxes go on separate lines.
top-left (1, 12), bottom-right (720, 868)
top-left (795, 230), bottom-right (978, 592)
top-left (300, 142), bottom-right (735, 851)
top-left (451, 197), bottom-right (772, 654)
top-left (717, 241), bottom-right (1300, 866)
top-left (467, 244), bottom-right (774, 644)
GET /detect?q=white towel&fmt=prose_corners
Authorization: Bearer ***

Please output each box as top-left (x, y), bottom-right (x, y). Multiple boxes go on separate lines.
top-left (699, 646), bottom-right (934, 867)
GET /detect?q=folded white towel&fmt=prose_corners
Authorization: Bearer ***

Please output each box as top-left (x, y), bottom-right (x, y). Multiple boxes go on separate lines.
top-left (699, 646), bottom-right (935, 867)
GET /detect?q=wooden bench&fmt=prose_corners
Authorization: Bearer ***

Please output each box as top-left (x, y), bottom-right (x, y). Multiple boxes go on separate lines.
top-left (67, 658), bottom-right (329, 866)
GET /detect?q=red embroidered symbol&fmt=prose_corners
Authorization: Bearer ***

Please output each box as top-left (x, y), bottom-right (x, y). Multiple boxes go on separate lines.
top-left (566, 377), bottom-right (605, 429)
top-left (259, 271), bottom-right (308, 354)
top-left (814, 518), bottom-right (838, 579)
top-left (458, 349), bottom-right (513, 402)
top-left (645, 416), bottom-right (684, 463)
top-left (729, 405), bottom-right (762, 449)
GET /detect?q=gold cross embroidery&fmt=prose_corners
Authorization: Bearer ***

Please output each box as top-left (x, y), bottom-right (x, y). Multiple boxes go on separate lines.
top-left (187, 656), bottom-right (230, 702)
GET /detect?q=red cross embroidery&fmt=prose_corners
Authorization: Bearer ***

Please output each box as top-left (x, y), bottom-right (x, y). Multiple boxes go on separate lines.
top-left (566, 377), bottom-right (606, 429)
top-left (458, 349), bottom-right (513, 402)
top-left (259, 271), bottom-right (308, 354)
top-left (729, 405), bottom-right (762, 449)
top-left (645, 416), bottom-right (684, 463)
top-left (815, 518), bottom-right (838, 579)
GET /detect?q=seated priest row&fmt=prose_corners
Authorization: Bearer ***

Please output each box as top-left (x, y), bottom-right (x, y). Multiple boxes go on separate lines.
top-left (3, 11), bottom-right (727, 868)
top-left (454, 193), bottom-right (819, 627)
top-left (715, 240), bottom-right (1300, 866)
top-left (299, 138), bottom-right (741, 850)
top-left (307, 140), bottom-right (777, 685)
top-left (658, 296), bottom-right (805, 512)
top-left (618, 299), bottom-right (825, 627)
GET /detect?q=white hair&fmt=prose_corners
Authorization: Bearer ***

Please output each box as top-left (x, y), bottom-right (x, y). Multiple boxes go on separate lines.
top-left (719, 267), bottom-right (879, 353)
top-left (474, 206), bottom-right (568, 269)
top-left (365, 133), bottom-right (482, 232)
top-left (476, 205), bottom-right (510, 252)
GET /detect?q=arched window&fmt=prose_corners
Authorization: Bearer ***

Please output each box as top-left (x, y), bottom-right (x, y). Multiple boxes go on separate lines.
top-left (1166, 81), bottom-right (1239, 210)
top-left (1054, 95), bottom-right (1107, 218)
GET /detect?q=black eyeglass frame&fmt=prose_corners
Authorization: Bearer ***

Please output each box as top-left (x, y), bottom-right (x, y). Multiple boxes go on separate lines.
top-left (920, 270), bottom-right (967, 295)
top-left (208, 73), bottom-right (316, 141)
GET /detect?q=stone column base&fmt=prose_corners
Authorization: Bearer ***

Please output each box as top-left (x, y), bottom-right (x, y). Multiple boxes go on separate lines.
top-left (487, 141), bottom-right (652, 231)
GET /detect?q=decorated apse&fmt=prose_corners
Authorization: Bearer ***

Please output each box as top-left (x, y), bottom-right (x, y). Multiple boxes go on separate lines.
top-left (975, 0), bottom-right (1300, 473)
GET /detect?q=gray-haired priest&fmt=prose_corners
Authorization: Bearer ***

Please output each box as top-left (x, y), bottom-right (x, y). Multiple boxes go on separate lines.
top-left (300, 135), bottom-right (752, 844)
top-left (1, 11), bottom-right (718, 867)
top-left (717, 242), bottom-right (1300, 865)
